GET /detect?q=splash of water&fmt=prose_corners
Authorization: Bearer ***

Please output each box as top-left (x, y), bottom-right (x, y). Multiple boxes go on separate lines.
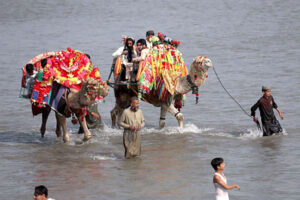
top-left (91, 153), bottom-right (118, 161)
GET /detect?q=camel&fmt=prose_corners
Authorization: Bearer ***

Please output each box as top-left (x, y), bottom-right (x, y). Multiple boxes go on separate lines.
top-left (22, 49), bottom-right (109, 143)
top-left (110, 56), bottom-right (212, 128)
top-left (37, 78), bottom-right (109, 143)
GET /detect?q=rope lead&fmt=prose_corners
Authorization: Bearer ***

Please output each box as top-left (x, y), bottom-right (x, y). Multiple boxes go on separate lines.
top-left (212, 67), bottom-right (251, 118)
top-left (212, 67), bottom-right (261, 130)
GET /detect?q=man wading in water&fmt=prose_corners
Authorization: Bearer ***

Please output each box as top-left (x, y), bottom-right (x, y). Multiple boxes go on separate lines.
top-left (251, 86), bottom-right (284, 136)
top-left (119, 96), bottom-right (145, 158)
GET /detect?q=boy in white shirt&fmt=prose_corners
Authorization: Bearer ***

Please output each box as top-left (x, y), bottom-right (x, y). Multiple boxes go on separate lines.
top-left (211, 158), bottom-right (240, 200)
top-left (33, 185), bottom-right (55, 200)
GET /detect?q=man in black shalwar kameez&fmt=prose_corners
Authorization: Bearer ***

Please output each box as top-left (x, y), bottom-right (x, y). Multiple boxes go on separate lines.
top-left (251, 86), bottom-right (284, 136)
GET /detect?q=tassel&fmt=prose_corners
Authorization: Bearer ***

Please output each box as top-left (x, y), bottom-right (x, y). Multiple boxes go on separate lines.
top-left (71, 114), bottom-right (77, 124)
top-left (174, 100), bottom-right (182, 111)
top-left (192, 86), bottom-right (199, 104)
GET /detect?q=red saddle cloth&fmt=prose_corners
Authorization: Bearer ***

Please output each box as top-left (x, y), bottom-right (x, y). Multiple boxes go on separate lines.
top-left (29, 48), bottom-right (102, 108)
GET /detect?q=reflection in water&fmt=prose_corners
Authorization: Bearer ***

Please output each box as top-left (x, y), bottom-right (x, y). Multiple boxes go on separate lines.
top-left (258, 135), bottom-right (282, 149)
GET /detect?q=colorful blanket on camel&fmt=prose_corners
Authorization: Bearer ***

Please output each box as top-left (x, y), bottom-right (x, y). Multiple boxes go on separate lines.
top-left (138, 44), bottom-right (188, 103)
top-left (27, 48), bottom-right (104, 108)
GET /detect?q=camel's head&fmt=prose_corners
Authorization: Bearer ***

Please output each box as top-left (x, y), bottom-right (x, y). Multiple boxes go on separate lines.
top-left (192, 56), bottom-right (213, 72)
top-left (81, 78), bottom-right (109, 105)
top-left (188, 56), bottom-right (213, 87)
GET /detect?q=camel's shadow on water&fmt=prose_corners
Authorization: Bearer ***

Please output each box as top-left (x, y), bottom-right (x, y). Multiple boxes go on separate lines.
top-left (0, 130), bottom-right (60, 145)
top-left (0, 124), bottom-right (118, 146)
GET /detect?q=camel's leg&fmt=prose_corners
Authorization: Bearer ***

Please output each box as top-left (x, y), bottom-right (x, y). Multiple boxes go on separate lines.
top-left (40, 106), bottom-right (51, 138)
top-left (167, 104), bottom-right (184, 128)
top-left (56, 114), bottom-right (70, 143)
top-left (110, 104), bottom-right (118, 128)
top-left (159, 104), bottom-right (168, 129)
top-left (117, 107), bottom-right (125, 127)
top-left (77, 114), bottom-right (92, 142)
top-left (55, 112), bottom-right (61, 137)
top-left (111, 104), bottom-right (124, 128)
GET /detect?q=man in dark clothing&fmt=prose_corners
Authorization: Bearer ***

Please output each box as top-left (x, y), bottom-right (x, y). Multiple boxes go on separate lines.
top-left (251, 86), bottom-right (284, 136)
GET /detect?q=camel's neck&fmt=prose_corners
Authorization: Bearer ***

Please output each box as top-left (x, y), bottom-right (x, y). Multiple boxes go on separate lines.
top-left (176, 76), bottom-right (193, 94)
top-left (175, 63), bottom-right (208, 94)
top-left (67, 89), bottom-right (81, 109)
top-left (79, 84), bottom-right (97, 106)
top-left (68, 84), bottom-right (95, 109)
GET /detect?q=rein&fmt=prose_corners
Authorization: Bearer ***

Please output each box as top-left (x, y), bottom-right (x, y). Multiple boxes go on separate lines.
top-left (64, 88), bottom-right (72, 114)
top-left (187, 59), bottom-right (202, 105)
top-left (187, 74), bottom-right (199, 104)
top-left (64, 88), bottom-right (78, 124)
top-left (212, 66), bottom-right (261, 130)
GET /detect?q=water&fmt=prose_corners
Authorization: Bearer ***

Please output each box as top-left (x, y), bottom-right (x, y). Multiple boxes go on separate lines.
top-left (0, 0), bottom-right (300, 199)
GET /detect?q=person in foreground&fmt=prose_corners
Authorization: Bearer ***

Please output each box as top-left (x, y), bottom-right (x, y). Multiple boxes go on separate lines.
top-left (33, 185), bottom-right (55, 200)
top-left (118, 96), bottom-right (145, 159)
top-left (251, 86), bottom-right (284, 136)
top-left (211, 158), bottom-right (240, 200)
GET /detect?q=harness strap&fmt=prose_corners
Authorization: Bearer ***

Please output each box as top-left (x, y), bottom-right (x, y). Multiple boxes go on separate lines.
top-left (187, 75), bottom-right (199, 104)
top-left (64, 88), bottom-right (72, 114)
top-left (130, 86), bottom-right (149, 103)
top-left (186, 75), bottom-right (196, 88)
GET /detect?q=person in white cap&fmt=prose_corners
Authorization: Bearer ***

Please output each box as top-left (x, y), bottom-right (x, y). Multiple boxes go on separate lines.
top-left (251, 86), bottom-right (284, 136)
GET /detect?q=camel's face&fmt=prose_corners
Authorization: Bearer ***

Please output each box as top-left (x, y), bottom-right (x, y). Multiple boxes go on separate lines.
top-left (193, 56), bottom-right (213, 72)
top-left (203, 58), bottom-right (213, 69)
top-left (83, 78), bottom-right (109, 103)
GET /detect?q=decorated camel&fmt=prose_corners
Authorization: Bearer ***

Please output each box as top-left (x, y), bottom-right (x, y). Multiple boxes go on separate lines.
top-left (21, 48), bottom-right (108, 142)
top-left (53, 78), bottom-right (108, 142)
top-left (110, 38), bottom-right (212, 128)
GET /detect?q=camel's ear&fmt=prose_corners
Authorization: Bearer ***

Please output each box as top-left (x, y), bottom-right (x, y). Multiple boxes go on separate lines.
top-left (194, 56), bottom-right (203, 63)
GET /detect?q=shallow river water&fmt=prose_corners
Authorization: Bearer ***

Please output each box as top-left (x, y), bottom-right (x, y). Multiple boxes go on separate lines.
top-left (0, 0), bottom-right (299, 199)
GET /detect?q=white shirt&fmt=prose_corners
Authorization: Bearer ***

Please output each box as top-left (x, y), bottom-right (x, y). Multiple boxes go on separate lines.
top-left (146, 40), bottom-right (152, 49)
top-left (112, 46), bottom-right (137, 65)
top-left (112, 46), bottom-right (124, 58)
top-left (118, 108), bottom-right (145, 129)
top-left (24, 71), bottom-right (37, 97)
top-left (134, 48), bottom-right (149, 62)
top-left (214, 173), bottom-right (229, 200)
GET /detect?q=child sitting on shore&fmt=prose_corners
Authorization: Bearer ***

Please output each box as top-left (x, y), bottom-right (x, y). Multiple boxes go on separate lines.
top-left (211, 157), bottom-right (240, 200)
